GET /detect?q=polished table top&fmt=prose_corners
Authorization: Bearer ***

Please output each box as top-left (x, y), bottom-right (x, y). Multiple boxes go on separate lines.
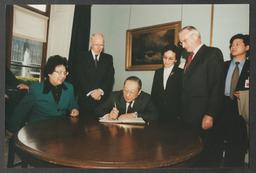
top-left (14, 116), bottom-right (203, 168)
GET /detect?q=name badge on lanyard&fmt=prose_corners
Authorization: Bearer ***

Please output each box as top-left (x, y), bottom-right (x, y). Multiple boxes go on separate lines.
top-left (245, 77), bottom-right (249, 88)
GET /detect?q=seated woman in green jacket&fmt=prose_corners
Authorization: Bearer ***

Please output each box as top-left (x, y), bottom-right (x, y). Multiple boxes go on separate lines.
top-left (6, 55), bottom-right (79, 136)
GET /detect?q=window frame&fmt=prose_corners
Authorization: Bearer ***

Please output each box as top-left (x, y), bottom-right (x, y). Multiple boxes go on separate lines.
top-left (6, 5), bottom-right (51, 81)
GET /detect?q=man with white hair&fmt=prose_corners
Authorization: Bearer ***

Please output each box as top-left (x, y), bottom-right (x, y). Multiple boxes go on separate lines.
top-left (178, 26), bottom-right (225, 167)
top-left (75, 33), bottom-right (115, 117)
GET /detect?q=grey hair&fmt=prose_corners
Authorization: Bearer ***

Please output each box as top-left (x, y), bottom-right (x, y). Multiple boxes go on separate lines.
top-left (178, 26), bottom-right (201, 40)
top-left (91, 33), bottom-right (104, 41)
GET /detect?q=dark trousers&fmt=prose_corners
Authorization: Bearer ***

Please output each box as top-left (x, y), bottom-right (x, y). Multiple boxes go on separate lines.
top-left (197, 124), bottom-right (223, 167)
top-left (220, 96), bottom-right (248, 167)
top-left (77, 93), bottom-right (105, 119)
top-left (180, 120), bottom-right (223, 168)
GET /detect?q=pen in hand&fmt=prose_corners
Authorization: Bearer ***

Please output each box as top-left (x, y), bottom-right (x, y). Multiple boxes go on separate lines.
top-left (109, 102), bottom-right (118, 120)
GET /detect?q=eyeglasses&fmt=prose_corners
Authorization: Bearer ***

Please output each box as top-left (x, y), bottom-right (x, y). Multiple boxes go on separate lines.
top-left (93, 44), bottom-right (104, 48)
top-left (179, 39), bottom-right (189, 46)
top-left (231, 43), bottom-right (244, 48)
top-left (163, 56), bottom-right (175, 61)
top-left (54, 71), bottom-right (69, 76)
top-left (123, 88), bottom-right (138, 96)
top-left (179, 32), bottom-right (193, 46)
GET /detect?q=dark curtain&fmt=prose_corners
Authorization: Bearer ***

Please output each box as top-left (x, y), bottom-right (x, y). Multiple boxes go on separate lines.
top-left (66, 5), bottom-right (91, 95)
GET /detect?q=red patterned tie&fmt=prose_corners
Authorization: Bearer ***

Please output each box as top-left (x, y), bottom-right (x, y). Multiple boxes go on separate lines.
top-left (184, 52), bottom-right (194, 73)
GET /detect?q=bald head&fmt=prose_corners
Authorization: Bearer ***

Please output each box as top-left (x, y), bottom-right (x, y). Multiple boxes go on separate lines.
top-left (90, 33), bottom-right (104, 55)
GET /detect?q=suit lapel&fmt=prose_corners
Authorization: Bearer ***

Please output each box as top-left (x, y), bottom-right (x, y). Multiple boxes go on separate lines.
top-left (183, 45), bottom-right (205, 81)
top-left (119, 93), bottom-right (127, 114)
top-left (132, 95), bottom-right (142, 112)
top-left (237, 59), bottom-right (249, 89)
top-left (96, 53), bottom-right (107, 73)
top-left (58, 87), bottom-right (68, 107)
top-left (45, 91), bottom-right (57, 107)
top-left (166, 66), bottom-right (177, 89)
top-left (88, 50), bottom-right (97, 70)
top-left (159, 68), bottom-right (165, 90)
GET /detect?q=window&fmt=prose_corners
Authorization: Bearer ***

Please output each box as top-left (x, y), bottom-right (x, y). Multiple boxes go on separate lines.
top-left (10, 35), bottom-right (43, 79)
top-left (6, 5), bottom-right (50, 83)
top-left (28, 5), bottom-right (47, 12)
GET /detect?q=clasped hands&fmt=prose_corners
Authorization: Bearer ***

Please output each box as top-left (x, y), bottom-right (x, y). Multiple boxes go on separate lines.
top-left (105, 107), bottom-right (136, 120)
top-left (90, 89), bottom-right (103, 100)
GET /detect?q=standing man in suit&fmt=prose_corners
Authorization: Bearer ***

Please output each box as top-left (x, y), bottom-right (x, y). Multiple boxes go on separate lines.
top-left (75, 33), bottom-right (115, 117)
top-left (95, 76), bottom-right (159, 121)
top-left (151, 45), bottom-right (183, 123)
top-left (178, 26), bottom-right (225, 167)
top-left (221, 34), bottom-right (249, 167)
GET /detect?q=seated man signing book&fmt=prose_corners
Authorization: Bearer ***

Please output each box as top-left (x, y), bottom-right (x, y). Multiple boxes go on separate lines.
top-left (95, 76), bottom-right (159, 121)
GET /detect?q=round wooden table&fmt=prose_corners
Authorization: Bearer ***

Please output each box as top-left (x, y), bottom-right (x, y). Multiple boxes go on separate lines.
top-left (14, 116), bottom-right (203, 168)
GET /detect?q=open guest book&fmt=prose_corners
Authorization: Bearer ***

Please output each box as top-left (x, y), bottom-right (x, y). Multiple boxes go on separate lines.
top-left (99, 117), bottom-right (146, 124)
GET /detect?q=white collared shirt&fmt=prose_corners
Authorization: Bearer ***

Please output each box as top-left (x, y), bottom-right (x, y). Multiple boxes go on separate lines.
top-left (126, 101), bottom-right (135, 113)
top-left (91, 49), bottom-right (100, 61)
top-left (163, 65), bottom-right (174, 90)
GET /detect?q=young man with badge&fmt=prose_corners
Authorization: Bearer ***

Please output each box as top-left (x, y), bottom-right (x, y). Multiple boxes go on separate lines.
top-left (221, 34), bottom-right (250, 167)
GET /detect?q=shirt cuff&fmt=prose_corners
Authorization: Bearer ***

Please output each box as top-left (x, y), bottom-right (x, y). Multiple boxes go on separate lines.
top-left (87, 89), bottom-right (104, 96)
top-left (86, 91), bottom-right (92, 97)
top-left (102, 114), bottom-right (109, 119)
top-left (99, 89), bottom-right (104, 96)
top-left (134, 112), bottom-right (138, 118)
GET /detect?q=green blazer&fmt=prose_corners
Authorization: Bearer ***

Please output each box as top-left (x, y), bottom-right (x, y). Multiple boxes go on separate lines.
top-left (8, 81), bottom-right (79, 133)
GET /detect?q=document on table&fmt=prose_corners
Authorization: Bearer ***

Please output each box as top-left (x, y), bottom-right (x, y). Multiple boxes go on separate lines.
top-left (99, 117), bottom-right (146, 124)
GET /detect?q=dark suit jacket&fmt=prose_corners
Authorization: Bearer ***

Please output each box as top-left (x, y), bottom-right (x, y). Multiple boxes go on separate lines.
top-left (95, 90), bottom-right (159, 121)
top-left (151, 65), bottom-right (183, 122)
top-left (220, 59), bottom-right (249, 151)
top-left (181, 45), bottom-right (225, 129)
top-left (224, 59), bottom-right (249, 92)
top-left (8, 81), bottom-right (79, 133)
top-left (5, 67), bottom-right (21, 92)
top-left (75, 50), bottom-right (115, 111)
top-left (222, 59), bottom-right (250, 120)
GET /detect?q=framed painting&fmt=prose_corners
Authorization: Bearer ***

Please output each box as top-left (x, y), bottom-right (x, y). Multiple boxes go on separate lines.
top-left (125, 21), bottom-right (181, 71)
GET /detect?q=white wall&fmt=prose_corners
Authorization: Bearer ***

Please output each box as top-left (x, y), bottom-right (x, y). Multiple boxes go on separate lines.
top-left (181, 5), bottom-right (212, 46)
top-left (91, 5), bottom-right (183, 92)
top-left (91, 4), bottom-right (249, 93)
top-left (212, 4), bottom-right (250, 60)
top-left (46, 4), bottom-right (249, 93)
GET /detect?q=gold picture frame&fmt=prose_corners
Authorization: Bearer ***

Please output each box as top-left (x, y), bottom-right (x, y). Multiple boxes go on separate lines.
top-left (125, 21), bottom-right (181, 71)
